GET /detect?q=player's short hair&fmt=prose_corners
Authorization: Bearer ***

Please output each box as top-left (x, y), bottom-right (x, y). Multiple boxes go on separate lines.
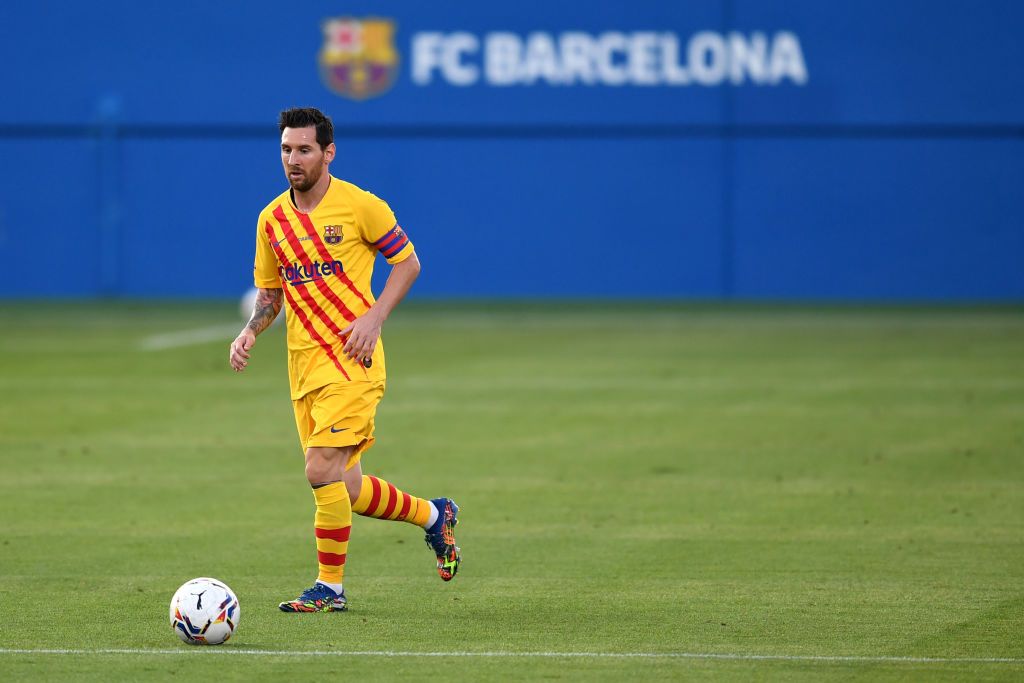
top-left (278, 107), bottom-right (334, 150)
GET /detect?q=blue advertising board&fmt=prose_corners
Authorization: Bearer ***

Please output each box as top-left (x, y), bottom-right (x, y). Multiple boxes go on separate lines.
top-left (0, 1), bottom-right (1022, 298)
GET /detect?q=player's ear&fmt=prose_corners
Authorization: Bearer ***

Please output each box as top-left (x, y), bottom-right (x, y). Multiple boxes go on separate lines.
top-left (324, 142), bottom-right (336, 164)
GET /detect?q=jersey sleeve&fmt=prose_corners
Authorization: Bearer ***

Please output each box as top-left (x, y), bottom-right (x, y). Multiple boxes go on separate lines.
top-left (358, 190), bottom-right (415, 265)
top-left (253, 211), bottom-right (282, 288)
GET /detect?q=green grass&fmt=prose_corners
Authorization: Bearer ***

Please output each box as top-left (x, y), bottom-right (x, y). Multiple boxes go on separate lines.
top-left (1, 301), bottom-right (1022, 681)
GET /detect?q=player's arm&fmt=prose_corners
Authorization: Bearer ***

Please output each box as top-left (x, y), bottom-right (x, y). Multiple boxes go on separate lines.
top-left (341, 252), bottom-right (420, 361)
top-left (246, 287), bottom-right (284, 336)
top-left (229, 287), bottom-right (283, 372)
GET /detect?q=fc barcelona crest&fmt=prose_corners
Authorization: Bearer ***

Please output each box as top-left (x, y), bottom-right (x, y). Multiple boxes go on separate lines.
top-left (323, 225), bottom-right (343, 245)
top-left (319, 17), bottom-right (399, 101)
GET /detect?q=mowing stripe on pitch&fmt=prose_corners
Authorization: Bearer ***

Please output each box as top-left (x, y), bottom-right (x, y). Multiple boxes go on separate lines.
top-left (0, 649), bottom-right (1020, 664)
top-left (139, 324), bottom-right (242, 351)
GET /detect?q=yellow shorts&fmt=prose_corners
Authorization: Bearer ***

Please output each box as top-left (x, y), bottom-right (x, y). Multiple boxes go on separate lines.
top-left (292, 381), bottom-right (385, 469)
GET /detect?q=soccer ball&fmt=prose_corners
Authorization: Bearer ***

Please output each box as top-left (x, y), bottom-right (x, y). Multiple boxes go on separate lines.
top-left (169, 577), bottom-right (240, 645)
top-left (239, 288), bottom-right (258, 322)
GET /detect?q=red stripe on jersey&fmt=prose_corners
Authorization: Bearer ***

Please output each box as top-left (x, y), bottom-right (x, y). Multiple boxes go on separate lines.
top-left (273, 206), bottom-right (356, 324)
top-left (367, 475), bottom-right (382, 515)
top-left (315, 526), bottom-right (352, 542)
top-left (381, 482), bottom-right (399, 519)
top-left (270, 208), bottom-right (353, 356)
top-left (311, 275), bottom-right (356, 323)
top-left (280, 282), bottom-right (352, 381)
top-left (277, 207), bottom-right (357, 322)
top-left (293, 211), bottom-right (373, 311)
top-left (317, 551), bottom-right (347, 566)
top-left (397, 492), bottom-right (412, 521)
top-left (264, 223), bottom-right (351, 381)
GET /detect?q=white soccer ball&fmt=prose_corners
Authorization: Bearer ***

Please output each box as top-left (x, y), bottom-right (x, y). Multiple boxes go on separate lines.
top-left (240, 288), bottom-right (258, 322)
top-left (169, 577), bottom-right (240, 645)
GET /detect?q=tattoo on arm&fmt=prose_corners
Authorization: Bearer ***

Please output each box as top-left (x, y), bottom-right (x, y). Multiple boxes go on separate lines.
top-left (246, 288), bottom-right (283, 335)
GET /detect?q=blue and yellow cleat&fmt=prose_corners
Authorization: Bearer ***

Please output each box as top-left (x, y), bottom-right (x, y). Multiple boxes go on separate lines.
top-left (425, 498), bottom-right (461, 581)
top-left (278, 583), bottom-right (348, 612)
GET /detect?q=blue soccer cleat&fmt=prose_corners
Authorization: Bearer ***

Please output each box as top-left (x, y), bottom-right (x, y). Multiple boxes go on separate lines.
top-left (424, 498), bottom-right (461, 581)
top-left (278, 583), bottom-right (348, 612)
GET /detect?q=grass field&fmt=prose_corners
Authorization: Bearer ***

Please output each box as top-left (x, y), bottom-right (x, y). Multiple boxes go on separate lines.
top-left (1, 302), bottom-right (1022, 681)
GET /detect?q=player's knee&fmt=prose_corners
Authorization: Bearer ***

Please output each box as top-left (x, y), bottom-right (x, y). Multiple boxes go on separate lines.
top-left (304, 448), bottom-right (333, 485)
top-left (303, 458), bottom-right (323, 485)
top-left (304, 446), bottom-right (352, 485)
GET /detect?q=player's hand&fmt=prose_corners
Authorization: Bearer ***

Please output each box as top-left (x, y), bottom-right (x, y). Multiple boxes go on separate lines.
top-left (341, 310), bottom-right (384, 363)
top-left (229, 329), bottom-right (256, 372)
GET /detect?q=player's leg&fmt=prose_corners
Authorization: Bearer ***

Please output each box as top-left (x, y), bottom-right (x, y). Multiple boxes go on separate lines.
top-left (280, 385), bottom-right (373, 613)
top-left (344, 456), bottom-right (461, 582)
top-left (327, 387), bottom-right (437, 529)
top-left (347, 465), bottom-right (435, 527)
top-left (278, 444), bottom-right (354, 613)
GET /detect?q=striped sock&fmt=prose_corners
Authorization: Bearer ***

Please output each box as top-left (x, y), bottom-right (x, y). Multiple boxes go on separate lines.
top-left (312, 482), bottom-right (351, 585)
top-left (352, 475), bottom-right (433, 527)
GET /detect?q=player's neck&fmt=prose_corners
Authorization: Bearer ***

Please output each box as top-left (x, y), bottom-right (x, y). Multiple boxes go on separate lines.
top-left (291, 173), bottom-right (332, 214)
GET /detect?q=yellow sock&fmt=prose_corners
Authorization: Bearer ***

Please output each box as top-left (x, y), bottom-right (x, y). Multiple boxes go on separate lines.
top-left (352, 475), bottom-right (432, 527)
top-left (312, 482), bottom-right (351, 585)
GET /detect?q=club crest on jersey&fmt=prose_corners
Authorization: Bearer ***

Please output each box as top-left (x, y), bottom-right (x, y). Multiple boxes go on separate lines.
top-left (323, 225), bottom-right (344, 245)
top-left (319, 17), bottom-right (399, 100)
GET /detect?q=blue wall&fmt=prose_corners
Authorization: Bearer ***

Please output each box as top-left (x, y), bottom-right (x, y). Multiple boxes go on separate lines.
top-left (1, 1), bottom-right (1022, 299)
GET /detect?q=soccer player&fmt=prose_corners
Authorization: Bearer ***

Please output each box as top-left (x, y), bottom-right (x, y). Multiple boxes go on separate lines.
top-left (228, 107), bottom-right (460, 612)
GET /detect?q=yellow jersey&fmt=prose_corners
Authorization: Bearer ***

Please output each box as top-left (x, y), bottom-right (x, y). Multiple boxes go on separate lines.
top-left (253, 176), bottom-right (414, 399)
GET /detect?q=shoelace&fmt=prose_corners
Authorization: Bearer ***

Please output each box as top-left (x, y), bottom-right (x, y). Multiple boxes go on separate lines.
top-left (440, 504), bottom-right (457, 544)
top-left (300, 585), bottom-right (331, 600)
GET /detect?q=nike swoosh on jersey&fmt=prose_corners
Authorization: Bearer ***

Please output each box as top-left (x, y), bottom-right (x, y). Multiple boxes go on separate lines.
top-left (330, 426), bottom-right (348, 433)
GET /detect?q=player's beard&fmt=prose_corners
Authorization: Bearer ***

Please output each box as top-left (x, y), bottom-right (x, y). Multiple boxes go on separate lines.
top-left (289, 165), bottom-right (323, 193)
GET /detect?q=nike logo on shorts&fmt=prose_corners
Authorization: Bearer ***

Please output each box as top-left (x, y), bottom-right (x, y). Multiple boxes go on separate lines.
top-left (330, 426), bottom-right (348, 433)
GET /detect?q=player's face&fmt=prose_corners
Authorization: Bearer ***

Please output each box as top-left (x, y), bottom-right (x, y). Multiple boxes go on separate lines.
top-left (280, 127), bottom-right (335, 192)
